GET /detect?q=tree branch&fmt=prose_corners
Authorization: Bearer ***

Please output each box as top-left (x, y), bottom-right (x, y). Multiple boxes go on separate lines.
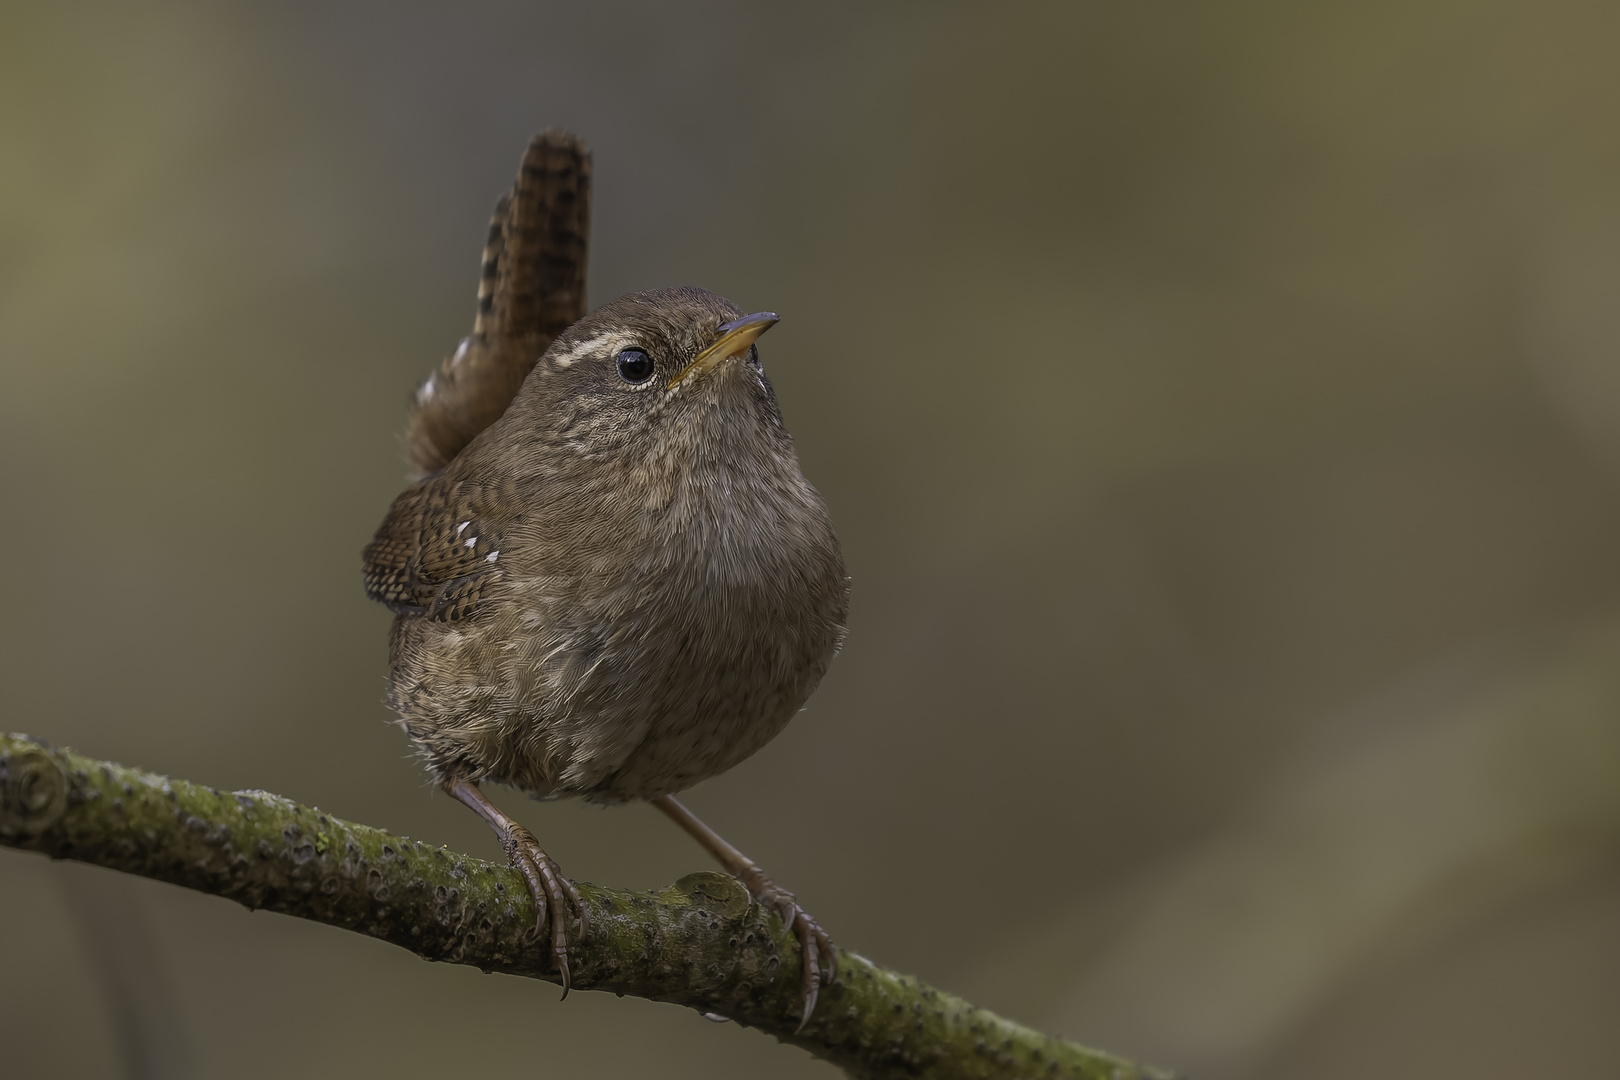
top-left (0, 733), bottom-right (1173, 1080)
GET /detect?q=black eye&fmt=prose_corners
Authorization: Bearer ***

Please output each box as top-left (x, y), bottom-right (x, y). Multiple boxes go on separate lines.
top-left (616, 348), bottom-right (655, 383)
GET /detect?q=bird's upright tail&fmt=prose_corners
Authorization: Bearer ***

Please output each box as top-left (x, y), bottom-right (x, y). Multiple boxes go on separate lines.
top-left (405, 130), bottom-right (592, 476)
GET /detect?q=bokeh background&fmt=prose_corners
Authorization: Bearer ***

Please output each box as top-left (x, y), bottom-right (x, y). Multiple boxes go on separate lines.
top-left (5, 3), bottom-right (1620, 1077)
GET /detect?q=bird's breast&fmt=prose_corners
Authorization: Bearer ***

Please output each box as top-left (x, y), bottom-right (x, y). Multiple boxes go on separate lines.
top-left (480, 450), bottom-right (846, 801)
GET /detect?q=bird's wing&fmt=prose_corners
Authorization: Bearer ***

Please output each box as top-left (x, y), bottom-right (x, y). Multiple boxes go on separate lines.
top-left (362, 476), bottom-right (504, 621)
top-left (404, 130), bottom-right (592, 476)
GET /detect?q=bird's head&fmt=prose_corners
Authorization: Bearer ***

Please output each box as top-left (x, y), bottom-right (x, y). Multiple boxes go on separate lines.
top-left (518, 286), bottom-right (791, 464)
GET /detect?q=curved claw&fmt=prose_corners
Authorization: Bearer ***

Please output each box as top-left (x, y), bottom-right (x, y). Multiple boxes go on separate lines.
top-left (502, 824), bottom-right (585, 998)
top-left (798, 985), bottom-right (819, 1034)
top-left (757, 885), bottom-right (837, 1031)
top-left (447, 781), bottom-right (585, 1000)
top-left (795, 921), bottom-right (821, 1033)
top-left (644, 795), bottom-right (836, 1028)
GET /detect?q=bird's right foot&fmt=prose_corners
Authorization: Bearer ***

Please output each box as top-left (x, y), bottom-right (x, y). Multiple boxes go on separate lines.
top-left (448, 780), bottom-right (586, 995)
top-left (497, 820), bottom-right (587, 994)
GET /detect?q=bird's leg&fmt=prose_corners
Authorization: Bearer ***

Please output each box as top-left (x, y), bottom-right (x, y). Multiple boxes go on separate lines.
top-left (448, 779), bottom-right (586, 996)
top-left (650, 794), bottom-right (834, 1030)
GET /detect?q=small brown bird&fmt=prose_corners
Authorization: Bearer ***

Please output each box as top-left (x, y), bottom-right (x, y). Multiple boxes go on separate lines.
top-left (362, 132), bottom-right (848, 1024)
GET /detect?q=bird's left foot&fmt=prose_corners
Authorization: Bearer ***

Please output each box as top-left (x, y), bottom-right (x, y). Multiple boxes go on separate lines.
top-left (649, 794), bottom-right (834, 1029)
top-left (736, 867), bottom-right (836, 1031)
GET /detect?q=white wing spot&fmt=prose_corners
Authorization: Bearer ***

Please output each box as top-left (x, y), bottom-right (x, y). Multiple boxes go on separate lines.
top-left (486, 550), bottom-right (500, 562)
top-left (464, 536), bottom-right (478, 548)
top-left (456, 521), bottom-right (470, 536)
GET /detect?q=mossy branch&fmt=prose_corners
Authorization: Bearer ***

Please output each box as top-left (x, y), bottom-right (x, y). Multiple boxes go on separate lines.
top-left (0, 732), bottom-right (1173, 1080)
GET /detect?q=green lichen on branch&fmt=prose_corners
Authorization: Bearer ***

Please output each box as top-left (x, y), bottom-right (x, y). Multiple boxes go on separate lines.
top-left (0, 732), bottom-right (1174, 1080)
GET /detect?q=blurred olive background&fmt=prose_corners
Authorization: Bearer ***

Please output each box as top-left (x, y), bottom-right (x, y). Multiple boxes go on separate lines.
top-left (5, 2), bottom-right (1620, 1078)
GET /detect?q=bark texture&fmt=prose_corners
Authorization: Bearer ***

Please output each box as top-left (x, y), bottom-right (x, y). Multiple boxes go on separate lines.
top-left (0, 732), bottom-right (1174, 1080)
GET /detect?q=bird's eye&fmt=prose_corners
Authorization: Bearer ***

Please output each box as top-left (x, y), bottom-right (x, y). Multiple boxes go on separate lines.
top-left (616, 348), bottom-right (655, 384)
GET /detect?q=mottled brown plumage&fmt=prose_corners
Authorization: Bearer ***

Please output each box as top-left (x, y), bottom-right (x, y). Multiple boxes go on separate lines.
top-left (363, 134), bottom-right (848, 1025)
top-left (404, 130), bottom-right (591, 476)
top-left (369, 288), bottom-right (847, 801)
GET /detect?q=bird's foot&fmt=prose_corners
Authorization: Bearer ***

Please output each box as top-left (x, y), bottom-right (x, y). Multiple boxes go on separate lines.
top-left (497, 822), bottom-right (587, 996)
top-left (737, 868), bottom-right (836, 1031)
top-left (648, 794), bottom-right (836, 1029)
top-left (448, 779), bottom-right (586, 997)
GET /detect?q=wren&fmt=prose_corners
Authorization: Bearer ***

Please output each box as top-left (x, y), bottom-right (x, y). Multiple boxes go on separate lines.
top-left (362, 132), bottom-right (849, 1024)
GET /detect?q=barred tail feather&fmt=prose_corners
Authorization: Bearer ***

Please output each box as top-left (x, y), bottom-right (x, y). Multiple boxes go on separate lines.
top-left (405, 130), bottom-right (592, 475)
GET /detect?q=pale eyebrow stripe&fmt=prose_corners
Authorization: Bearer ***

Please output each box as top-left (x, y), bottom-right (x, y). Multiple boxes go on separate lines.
top-left (550, 330), bottom-right (639, 368)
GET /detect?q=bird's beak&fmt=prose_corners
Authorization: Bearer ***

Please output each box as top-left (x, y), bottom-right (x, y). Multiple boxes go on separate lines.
top-left (668, 311), bottom-right (778, 389)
